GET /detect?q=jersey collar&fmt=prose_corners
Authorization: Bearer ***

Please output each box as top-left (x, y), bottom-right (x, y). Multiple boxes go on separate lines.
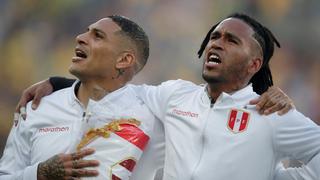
top-left (201, 84), bottom-right (258, 108)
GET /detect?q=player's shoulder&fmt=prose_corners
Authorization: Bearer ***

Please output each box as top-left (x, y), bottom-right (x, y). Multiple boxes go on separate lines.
top-left (42, 86), bottom-right (72, 103)
top-left (264, 109), bottom-right (316, 128)
top-left (25, 86), bottom-right (72, 113)
top-left (161, 79), bottom-right (198, 88)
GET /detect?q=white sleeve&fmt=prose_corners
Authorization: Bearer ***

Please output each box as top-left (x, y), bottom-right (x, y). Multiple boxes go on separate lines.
top-left (271, 110), bottom-right (320, 179)
top-left (274, 155), bottom-right (320, 180)
top-left (0, 116), bottom-right (38, 180)
top-left (134, 80), bottom-right (187, 122)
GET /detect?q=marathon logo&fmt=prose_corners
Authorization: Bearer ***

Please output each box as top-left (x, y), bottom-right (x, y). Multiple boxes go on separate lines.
top-left (171, 108), bottom-right (199, 118)
top-left (39, 126), bottom-right (70, 133)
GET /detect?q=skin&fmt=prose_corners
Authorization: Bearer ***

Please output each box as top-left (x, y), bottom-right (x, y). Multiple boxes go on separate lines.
top-left (12, 16), bottom-right (295, 179)
top-left (14, 18), bottom-right (294, 119)
top-left (37, 148), bottom-right (99, 180)
top-left (202, 18), bottom-right (264, 101)
top-left (69, 18), bottom-right (137, 106)
top-left (37, 18), bottom-right (139, 179)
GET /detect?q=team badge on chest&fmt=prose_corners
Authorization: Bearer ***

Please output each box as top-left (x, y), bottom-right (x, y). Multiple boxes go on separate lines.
top-left (227, 109), bottom-right (250, 133)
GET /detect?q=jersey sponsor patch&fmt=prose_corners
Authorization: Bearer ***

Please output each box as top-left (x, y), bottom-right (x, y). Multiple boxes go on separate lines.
top-left (227, 109), bottom-right (250, 133)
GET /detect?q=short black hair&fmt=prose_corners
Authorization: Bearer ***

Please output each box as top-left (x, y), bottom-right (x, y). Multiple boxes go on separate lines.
top-left (197, 13), bottom-right (280, 95)
top-left (108, 15), bottom-right (149, 73)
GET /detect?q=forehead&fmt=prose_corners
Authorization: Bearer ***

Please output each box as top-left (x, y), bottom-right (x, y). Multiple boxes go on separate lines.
top-left (213, 18), bottom-right (255, 39)
top-left (89, 18), bottom-right (121, 34)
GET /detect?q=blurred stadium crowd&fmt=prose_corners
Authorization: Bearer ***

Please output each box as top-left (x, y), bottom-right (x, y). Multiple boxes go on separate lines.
top-left (0, 0), bottom-right (319, 161)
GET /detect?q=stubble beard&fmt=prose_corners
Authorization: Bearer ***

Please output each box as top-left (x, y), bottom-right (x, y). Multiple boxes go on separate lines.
top-left (202, 73), bottom-right (224, 84)
top-left (202, 65), bottom-right (250, 92)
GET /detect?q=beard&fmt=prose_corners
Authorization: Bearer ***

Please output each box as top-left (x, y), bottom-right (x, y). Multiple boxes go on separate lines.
top-left (202, 65), bottom-right (249, 87)
top-left (202, 73), bottom-right (224, 84)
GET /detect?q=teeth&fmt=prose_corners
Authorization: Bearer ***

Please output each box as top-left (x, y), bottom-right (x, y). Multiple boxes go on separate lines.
top-left (208, 53), bottom-right (221, 64)
top-left (209, 54), bottom-right (219, 60)
top-left (208, 61), bottom-right (219, 65)
top-left (75, 49), bottom-right (87, 58)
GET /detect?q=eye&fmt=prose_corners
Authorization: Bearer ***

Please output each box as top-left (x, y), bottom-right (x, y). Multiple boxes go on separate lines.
top-left (210, 34), bottom-right (218, 40)
top-left (94, 31), bottom-right (104, 39)
top-left (228, 38), bottom-right (238, 44)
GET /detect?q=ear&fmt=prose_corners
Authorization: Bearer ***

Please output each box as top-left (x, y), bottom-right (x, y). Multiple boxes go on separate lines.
top-left (248, 57), bottom-right (263, 74)
top-left (115, 51), bottom-right (136, 69)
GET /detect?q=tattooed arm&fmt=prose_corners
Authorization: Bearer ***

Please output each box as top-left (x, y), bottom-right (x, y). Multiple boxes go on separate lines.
top-left (37, 149), bottom-right (99, 180)
top-left (0, 116), bottom-right (98, 180)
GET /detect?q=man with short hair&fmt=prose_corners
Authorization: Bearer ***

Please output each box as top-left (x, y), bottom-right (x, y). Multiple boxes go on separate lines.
top-left (0, 15), bottom-right (164, 180)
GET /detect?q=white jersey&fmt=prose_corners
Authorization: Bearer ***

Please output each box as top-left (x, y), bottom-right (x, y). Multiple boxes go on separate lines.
top-left (134, 79), bottom-right (320, 180)
top-left (0, 82), bottom-right (164, 180)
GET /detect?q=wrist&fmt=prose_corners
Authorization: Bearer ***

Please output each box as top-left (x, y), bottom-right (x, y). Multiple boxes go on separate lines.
top-left (37, 162), bottom-right (47, 180)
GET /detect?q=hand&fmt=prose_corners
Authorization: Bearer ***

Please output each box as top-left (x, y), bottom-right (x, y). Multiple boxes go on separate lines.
top-left (37, 148), bottom-right (99, 180)
top-left (249, 86), bottom-right (295, 115)
top-left (15, 79), bottom-right (53, 120)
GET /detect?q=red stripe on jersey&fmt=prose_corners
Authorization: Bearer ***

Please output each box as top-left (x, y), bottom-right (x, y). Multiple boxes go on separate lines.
top-left (239, 112), bottom-right (249, 131)
top-left (119, 159), bottom-right (136, 172)
top-left (112, 174), bottom-right (121, 180)
top-left (228, 110), bottom-right (238, 130)
top-left (114, 124), bottom-right (150, 151)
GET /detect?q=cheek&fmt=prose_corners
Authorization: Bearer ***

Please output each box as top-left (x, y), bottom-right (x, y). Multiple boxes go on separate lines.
top-left (91, 48), bottom-right (114, 65)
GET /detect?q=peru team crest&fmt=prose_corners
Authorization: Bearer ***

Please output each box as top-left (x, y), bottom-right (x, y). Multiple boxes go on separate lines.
top-left (227, 109), bottom-right (250, 133)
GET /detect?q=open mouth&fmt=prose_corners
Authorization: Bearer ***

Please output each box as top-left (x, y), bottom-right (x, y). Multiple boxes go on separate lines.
top-left (75, 48), bottom-right (87, 59)
top-left (207, 52), bottom-right (221, 65)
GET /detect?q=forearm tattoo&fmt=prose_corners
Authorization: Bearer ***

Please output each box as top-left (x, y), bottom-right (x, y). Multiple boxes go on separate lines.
top-left (38, 155), bottom-right (66, 179)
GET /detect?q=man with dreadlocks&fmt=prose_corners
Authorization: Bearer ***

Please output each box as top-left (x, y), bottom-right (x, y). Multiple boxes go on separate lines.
top-left (135, 13), bottom-right (320, 179)
top-left (11, 13), bottom-right (316, 180)
top-left (136, 13), bottom-right (320, 179)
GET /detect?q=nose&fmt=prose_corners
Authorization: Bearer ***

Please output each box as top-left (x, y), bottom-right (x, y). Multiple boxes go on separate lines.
top-left (210, 38), bottom-right (224, 51)
top-left (76, 32), bottom-right (88, 45)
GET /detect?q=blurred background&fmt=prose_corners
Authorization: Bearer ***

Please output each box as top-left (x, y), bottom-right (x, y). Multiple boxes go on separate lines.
top-left (0, 0), bottom-right (319, 174)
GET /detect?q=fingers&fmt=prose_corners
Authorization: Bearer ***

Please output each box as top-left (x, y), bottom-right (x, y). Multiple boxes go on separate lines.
top-left (260, 93), bottom-right (282, 112)
top-left (249, 97), bottom-right (260, 105)
top-left (254, 86), bottom-right (296, 115)
top-left (32, 80), bottom-right (53, 110)
top-left (32, 92), bottom-right (42, 110)
top-left (15, 90), bottom-right (31, 114)
top-left (64, 177), bottom-right (80, 180)
top-left (20, 107), bottom-right (27, 120)
top-left (15, 91), bottom-right (32, 120)
top-left (13, 113), bottom-right (19, 127)
top-left (64, 168), bottom-right (99, 178)
top-left (15, 79), bottom-right (54, 121)
top-left (255, 96), bottom-right (269, 114)
top-left (262, 99), bottom-right (286, 115)
top-left (277, 103), bottom-right (294, 116)
top-left (257, 89), bottom-right (278, 113)
top-left (64, 159), bottom-right (100, 169)
top-left (64, 148), bottom-right (96, 161)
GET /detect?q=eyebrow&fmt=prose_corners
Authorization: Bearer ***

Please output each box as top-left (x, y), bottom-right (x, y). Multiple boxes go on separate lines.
top-left (211, 31), bottom-right (242, 44)
top-left (88, 27), bottom-right (107, 38)
top-left (225, 32), bottom-right (242, 44)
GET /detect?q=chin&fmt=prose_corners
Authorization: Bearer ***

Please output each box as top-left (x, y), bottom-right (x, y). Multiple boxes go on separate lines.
top-left (202, 73), bottom-right (222, 84)
top-left (69, 67), bottom-right (82, 78)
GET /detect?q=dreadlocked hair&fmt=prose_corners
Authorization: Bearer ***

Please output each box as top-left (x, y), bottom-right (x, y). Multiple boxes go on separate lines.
top-left (197, 13), bottom-right (280, 95)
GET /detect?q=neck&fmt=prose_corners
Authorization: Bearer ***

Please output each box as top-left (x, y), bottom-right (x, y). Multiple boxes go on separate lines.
top-left (77, 79), bottom-right (126, 107)
top-left (206, 81), bottom-right (248, 102)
